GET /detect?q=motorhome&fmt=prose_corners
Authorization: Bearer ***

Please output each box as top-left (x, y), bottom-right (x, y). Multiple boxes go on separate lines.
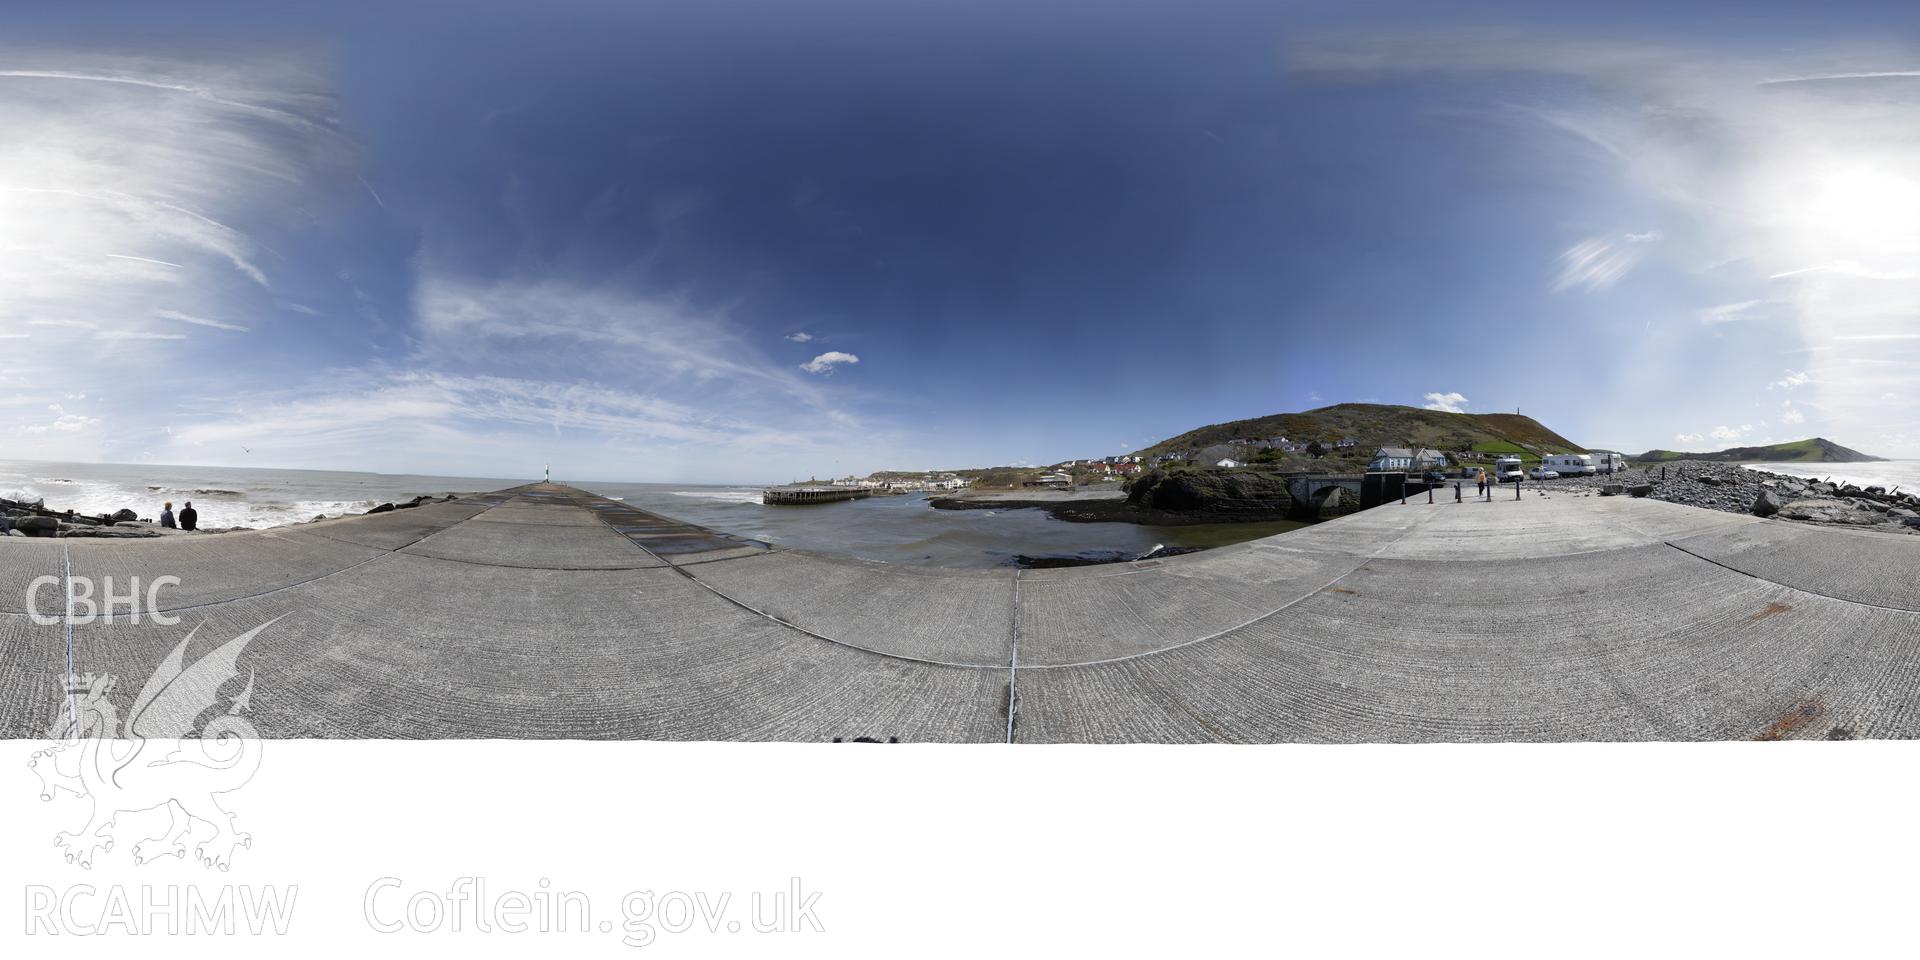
top-left (1494, 456), bottom-right (1525, 483)
top-left (1592, 451), bottom-right (1629, 475)
top-left (1540, 453), bottom-right (1597, 476)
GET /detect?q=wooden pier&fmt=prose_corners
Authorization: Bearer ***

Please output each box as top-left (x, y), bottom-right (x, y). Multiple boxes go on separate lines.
top-left (763, 485), bottom-right (873, 505)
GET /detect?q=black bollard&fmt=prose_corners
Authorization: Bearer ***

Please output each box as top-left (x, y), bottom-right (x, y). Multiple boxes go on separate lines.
top-left (1455, 482), bottom-right (1461, 502)
top-left (1428, 485), bottom-right (1434, 504)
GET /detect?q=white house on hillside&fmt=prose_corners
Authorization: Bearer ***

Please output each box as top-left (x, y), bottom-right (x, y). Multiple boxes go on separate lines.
top-left (1369, 446), bottom-right (1414, 470)
top-left (1371, 447), bottom-right (1449, 471)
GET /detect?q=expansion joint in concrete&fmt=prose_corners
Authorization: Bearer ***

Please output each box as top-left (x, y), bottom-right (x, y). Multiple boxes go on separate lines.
top-left (1007, 569), bottom-right (1022, 744)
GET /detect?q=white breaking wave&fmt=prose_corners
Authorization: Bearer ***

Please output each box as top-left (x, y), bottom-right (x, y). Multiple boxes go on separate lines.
top-left (1745, 460), bottom-right (1920, 494)
top-left (2, 474), bottom-right (384, 530)
top-left (668, 489), bottom-right (764, 505)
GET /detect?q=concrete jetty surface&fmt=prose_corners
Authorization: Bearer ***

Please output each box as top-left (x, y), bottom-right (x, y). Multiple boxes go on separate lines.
top-left (4, 482), bottom-right (1916, 742)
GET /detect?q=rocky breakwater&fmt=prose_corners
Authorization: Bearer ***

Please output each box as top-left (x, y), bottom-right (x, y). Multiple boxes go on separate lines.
top-left (350, 493), bottom-right (457, 518)
top-left (0, 491), bottom-right (463, 539)
top-left (0, 494), bottom-right (169, 539)
top-left (1556, 461), bottom-right (1920, 535)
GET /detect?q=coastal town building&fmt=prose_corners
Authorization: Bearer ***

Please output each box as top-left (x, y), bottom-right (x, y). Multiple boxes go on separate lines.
top-left (1369, 447), bottom-right (1416, 470)
top-left (1369, 447), bottom-right (1446, 471)
top-left (1196, 443), bottom-right (1239, 464)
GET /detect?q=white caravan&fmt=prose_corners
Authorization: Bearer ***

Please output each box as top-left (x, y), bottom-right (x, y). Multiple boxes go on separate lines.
top-left (1494, 456), bottom-right (1525, 483)
top-left (1540, 453), bottom-right (1597, 476)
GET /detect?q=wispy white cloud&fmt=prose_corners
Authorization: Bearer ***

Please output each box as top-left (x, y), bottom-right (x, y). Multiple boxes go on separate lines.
top-left (1421, 391), bottom-right (1468, 413)
top-left (1291, 32), bottom-right (1920, 456)
top-left (145, 273), bottom-right (910, 481)
top-left (1759, 70), bottom-right (1920, 85)
top-left (1769, 261), bottom-right (1917, 282)
top-left (102, 253), bottom-right (184, 269)
top-left (800, 351), bottom-right (860, 376)
top-left (1673, 423), bottom-right (1757, 446)
top-left (1551, 236), bottom-right (1644, 292)
top-left (160, 367), bottom-right (893, 482)
top-left (97, 330), bottom-right (186, 341)
top-left (1770, 370), bottom-right (1810, 390)
top-left (413, 274), bottom-right (846, 411)
top-left (1699, 300), bottom-right (1763, 325)
top-left (0, 49), bottom-right (350, 349)
top-left (785, 331), bottom-right (815, 342)
top-left (157, 309), bottom-right (249, 332)
top-left (21, 411), bottom-right (100, 434)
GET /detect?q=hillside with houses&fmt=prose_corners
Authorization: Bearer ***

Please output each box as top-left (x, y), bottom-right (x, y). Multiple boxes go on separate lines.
top-left (1132, 403), bottom-right (1586, 468)
top-left (839, 403), bottom-right (1601, 492)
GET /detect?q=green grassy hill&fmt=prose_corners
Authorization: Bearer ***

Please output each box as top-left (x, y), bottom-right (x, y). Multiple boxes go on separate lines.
top-left (1633, 438), bottom-right (1883, 463)
top-left (1135, 403), bottom-right (1585, 461)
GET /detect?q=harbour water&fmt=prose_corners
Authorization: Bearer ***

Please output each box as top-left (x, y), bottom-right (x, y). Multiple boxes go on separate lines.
top-left (1745, 460), bottom-right (1920, 493)
top-left (0, 459), bottom-right (1297, 568)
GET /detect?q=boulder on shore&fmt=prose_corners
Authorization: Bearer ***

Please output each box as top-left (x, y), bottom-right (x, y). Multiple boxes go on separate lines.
top-left (366, 502), bottom-right (396, 515)
top-left (1628, 484), bottom-right (1654, 498)
top-left (110, 508), bottom-right (138, 522)
top-left (1752, 490), bottom-right (1781, 517)
top-left (14, 516), bottom-right (59, 537)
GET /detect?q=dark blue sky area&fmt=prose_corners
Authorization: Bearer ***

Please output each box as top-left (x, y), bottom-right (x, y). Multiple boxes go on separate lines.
top-left (8, 1), bottom-right (1916, 478)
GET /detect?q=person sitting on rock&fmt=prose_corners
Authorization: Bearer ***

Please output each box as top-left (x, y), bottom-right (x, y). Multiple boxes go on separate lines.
top-left (179, 500), bottom-right (198, 531)
top-left (160, 501), bottom-right (176, 529)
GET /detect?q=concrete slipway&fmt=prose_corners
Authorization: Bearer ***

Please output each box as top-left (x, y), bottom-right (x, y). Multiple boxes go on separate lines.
top-left (5, 483), bottom-right (1917, 743)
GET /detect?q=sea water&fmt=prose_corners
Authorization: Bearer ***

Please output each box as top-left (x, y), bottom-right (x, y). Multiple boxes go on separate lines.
top-left (0, 459), bottom-right (1295, 568)
top-left (1745, 460), bottom-right (1920, 494)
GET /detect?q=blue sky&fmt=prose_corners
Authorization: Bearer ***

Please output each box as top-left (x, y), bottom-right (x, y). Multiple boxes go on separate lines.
top-left (4, 1), bottom-right (1918, 483)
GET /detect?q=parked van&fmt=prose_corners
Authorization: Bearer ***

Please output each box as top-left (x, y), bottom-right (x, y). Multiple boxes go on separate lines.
top-left (1540, 453), bottom-right (1597, 476)
top-left (1494, 456), bottom-right (1525, 483)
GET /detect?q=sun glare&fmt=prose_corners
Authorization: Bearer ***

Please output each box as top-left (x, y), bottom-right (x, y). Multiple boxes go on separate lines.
top-left (1798, 163), bottom-right (1920, 256)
